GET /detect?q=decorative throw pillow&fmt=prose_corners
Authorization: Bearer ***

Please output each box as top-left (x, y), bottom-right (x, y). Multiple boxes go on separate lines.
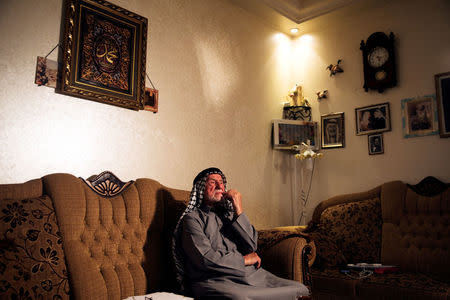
top-left (311, 197), bottom-right (382, 269)
top-left (0, 196), bottom-right (70, 299)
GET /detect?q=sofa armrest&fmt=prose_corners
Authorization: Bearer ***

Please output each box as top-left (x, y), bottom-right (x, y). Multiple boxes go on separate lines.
top-left (257, 226), bottom-right (316, 287)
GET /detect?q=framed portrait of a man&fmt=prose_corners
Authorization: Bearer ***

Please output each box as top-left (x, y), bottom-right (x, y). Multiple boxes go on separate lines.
top-left (401, 95), bottom-right (439, 138)
top-left (368, 133), bottom-right (384, 155)
top-left (321, 112), bottom-right (345, 149)
top-left (355, 102), bottom-right (391, 135)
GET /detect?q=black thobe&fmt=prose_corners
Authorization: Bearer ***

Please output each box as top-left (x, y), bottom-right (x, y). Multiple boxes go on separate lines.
top-left (181, 205), bottom-right (309, 300)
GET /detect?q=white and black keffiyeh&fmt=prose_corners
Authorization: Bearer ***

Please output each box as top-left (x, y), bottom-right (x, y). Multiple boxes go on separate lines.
top-left (172, 167), bottom-right (233, 293)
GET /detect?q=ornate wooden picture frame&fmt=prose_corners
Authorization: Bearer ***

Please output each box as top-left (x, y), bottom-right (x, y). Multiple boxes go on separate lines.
top-left (435, 71), bottom-right (450, 138)
top-left (58, 0), bottom-right (147, 110)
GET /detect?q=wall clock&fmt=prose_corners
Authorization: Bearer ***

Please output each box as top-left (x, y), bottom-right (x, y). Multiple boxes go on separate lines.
top-left (360, 32), bottom-right (397, 93)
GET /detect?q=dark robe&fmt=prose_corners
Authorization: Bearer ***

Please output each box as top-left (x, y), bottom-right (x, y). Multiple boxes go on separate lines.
top-left (181, 204), bottom-right (309, 300)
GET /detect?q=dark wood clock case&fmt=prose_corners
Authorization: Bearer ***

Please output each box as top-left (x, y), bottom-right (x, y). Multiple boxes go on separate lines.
top-left (360, 32), bottom-right (397, 93)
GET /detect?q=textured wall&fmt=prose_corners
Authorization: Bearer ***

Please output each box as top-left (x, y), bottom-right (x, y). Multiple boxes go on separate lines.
top-left (0, 0), bottom-right (293, 228)
top-left (0, 0), bottom-right (449, 228)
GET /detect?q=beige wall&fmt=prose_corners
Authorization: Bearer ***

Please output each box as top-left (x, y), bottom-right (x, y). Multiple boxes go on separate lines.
top-left (0, 0), bottom-right (449, 228)
top-left (289, 0), bottom-right (450, 224)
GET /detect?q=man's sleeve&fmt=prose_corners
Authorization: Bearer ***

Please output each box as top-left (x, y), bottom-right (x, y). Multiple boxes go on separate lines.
top-left (182, 214), bottom-right (247, 277)
top-left (230, 213), bottom-right (258, 252)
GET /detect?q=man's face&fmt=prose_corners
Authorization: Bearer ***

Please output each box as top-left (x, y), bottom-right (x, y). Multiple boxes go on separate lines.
top-left (204, 174), bottom-right (225, 205)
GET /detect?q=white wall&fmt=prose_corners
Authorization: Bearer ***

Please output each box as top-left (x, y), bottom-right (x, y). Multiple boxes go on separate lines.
top-left (0, 0), bottom-right (294, 228)
top-left (0, 0), bottom-right (449, 229)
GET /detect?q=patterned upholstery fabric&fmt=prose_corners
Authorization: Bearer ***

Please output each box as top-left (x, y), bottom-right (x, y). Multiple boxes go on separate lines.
top-left (0, 195), bottom-right (70, 300)
top-left (381, 181), bottom-right (450, 279)
top-left (308, 179), bottom-right (450, 299)
top-left (309, 197), bottom-right (382, 268)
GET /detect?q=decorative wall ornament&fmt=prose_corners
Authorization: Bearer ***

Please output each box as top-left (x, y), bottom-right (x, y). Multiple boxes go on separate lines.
top-left (58, 0), bottom-right (148, 110)
top-left (288, 84), bottom-right (309, 106)
top-left (434, 71), bottom-right (450, 137)
top-left (283, 105), bottom-right (311, 121)
top-left (401, 95), bottom-right (439, 138)
top-left (81, 171), bottom-right (134, 197)
top-left (316, 90), bottom-right (328, 100)
top-left (326, 59), bottom-right (343, 76)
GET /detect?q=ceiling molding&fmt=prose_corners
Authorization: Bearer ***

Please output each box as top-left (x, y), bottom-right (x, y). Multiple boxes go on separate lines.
top-left (227, 0), bottom-right (356, 35)
top-left (260, 0), bottom-right (356, 24)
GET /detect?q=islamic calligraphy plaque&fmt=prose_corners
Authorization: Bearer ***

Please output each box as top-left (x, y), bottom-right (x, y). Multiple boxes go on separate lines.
top-left (58, 0), bottom-right (147, 110)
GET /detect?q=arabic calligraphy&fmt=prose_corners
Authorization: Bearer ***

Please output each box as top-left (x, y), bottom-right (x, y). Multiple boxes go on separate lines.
top-left (94, 35), bottom-right (120, 73)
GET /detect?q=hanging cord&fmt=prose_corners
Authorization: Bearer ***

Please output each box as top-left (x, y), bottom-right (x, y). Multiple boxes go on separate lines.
top-left (146, 73), bottom-right (156, 89)
top-left (297, 158), bottom-right (315, 225)
top-left (44, 43), bottom-right (60, 59)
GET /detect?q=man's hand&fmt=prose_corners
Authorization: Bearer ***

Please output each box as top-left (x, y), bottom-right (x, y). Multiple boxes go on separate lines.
top-left (225, 189), bottom-right (243, 216)
top-left (244, 252), bottom-right (261, 269)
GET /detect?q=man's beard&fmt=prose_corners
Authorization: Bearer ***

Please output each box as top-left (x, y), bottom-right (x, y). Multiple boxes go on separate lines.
top-left (205, 190), bottom-right (223, 203)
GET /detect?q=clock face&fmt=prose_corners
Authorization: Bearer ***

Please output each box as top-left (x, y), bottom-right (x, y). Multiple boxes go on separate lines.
top-left (368, 47), bottom-right (389, 68)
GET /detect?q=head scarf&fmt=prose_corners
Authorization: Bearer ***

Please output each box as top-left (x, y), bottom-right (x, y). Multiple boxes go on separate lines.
top-left (172, 167), bottom-right (233, 292)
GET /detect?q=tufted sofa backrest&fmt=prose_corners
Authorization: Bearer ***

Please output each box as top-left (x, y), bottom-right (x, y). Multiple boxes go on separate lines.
top-left (42, 173), bottom-right (190, 300)
top-left (381, 180), bottom-right (450, 277)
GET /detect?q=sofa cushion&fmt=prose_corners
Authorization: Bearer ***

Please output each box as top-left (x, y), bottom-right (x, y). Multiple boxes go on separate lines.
top-left (0, 195), bottom-right (70, 299)
top-left (311, 197), bottom-right (382, 268)
top-left (381, 181), bottom-right (450, 279)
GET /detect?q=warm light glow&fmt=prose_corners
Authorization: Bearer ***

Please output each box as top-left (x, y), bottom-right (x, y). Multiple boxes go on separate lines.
top-left (290, 28), bottom-right (299, 34)
top-left (298, 34), bottom-right (313, 44)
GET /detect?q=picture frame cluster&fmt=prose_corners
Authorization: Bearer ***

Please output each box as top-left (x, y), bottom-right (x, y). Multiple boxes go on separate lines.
top-left (319, 69), bottom-right (448, 155)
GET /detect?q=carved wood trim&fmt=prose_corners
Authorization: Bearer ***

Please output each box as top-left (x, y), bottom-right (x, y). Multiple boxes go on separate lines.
top-left (407, 176), bottom-right (448, 197)
top-left (81, 171), bottom-right (134, 198)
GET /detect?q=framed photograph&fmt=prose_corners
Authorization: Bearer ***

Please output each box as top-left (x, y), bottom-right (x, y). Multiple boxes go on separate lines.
top-left (272, 119), bottom-right (318, 150)
top-left (35, 56), bottom-right (59, 88)
top-left (321, 112), bottom-right (345, 149)
top-left (355, 102), bottom-right (391, 135)
top-left (143, 88), bottom-right (158, 113)
top-left (401, 95), bottom-right (439, 138)
top-left (58, 0), bottom-right (148, 110)
top-left (368, 133), bottom-right (384, 155)
top-left (435, 71), bottom-right (450, 137)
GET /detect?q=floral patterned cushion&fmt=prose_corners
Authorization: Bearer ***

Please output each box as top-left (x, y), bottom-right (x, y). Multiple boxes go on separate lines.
top-left (310, 197), bottom-right (382, 268)
top-left (0, 196), bottom-right (70, 299)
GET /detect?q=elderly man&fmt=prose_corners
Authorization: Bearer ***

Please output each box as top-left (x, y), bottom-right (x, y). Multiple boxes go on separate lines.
top-left (173, 167), bottom-right (310, 300)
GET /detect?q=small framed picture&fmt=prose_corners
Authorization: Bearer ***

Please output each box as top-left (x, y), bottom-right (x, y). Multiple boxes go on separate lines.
top-left (321, 112), bottom-right (345, 149)
top-left (143, 88), bottom-right (159, 113)
top-left (355, 102), bottom-right (391, 135)
top-left (368, 133), bottom-right (384, 155)
top-left (34, 56), bottom-right (58, 88)
top-left (272, 119), bottom-right (318, 150)
top-left (435, 71), bottom-right (450, 138)
top-left (401, 95), bottom-right (438, 138)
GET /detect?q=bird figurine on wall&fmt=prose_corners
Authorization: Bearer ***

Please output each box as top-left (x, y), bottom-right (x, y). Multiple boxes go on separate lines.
top-left (326, 59), bottom-right (343, 76)
top-left (316, 90), bottom-right (328, 100)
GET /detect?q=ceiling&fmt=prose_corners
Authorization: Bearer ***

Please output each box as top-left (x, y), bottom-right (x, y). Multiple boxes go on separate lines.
top-left (227, 0), bottom-right (356, 36)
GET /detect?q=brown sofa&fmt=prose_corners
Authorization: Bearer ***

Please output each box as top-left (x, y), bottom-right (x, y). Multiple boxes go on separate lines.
top-left (306, 176), bottom-right (449, 299)
top-left (0, 171), bottom-right (315, 300)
